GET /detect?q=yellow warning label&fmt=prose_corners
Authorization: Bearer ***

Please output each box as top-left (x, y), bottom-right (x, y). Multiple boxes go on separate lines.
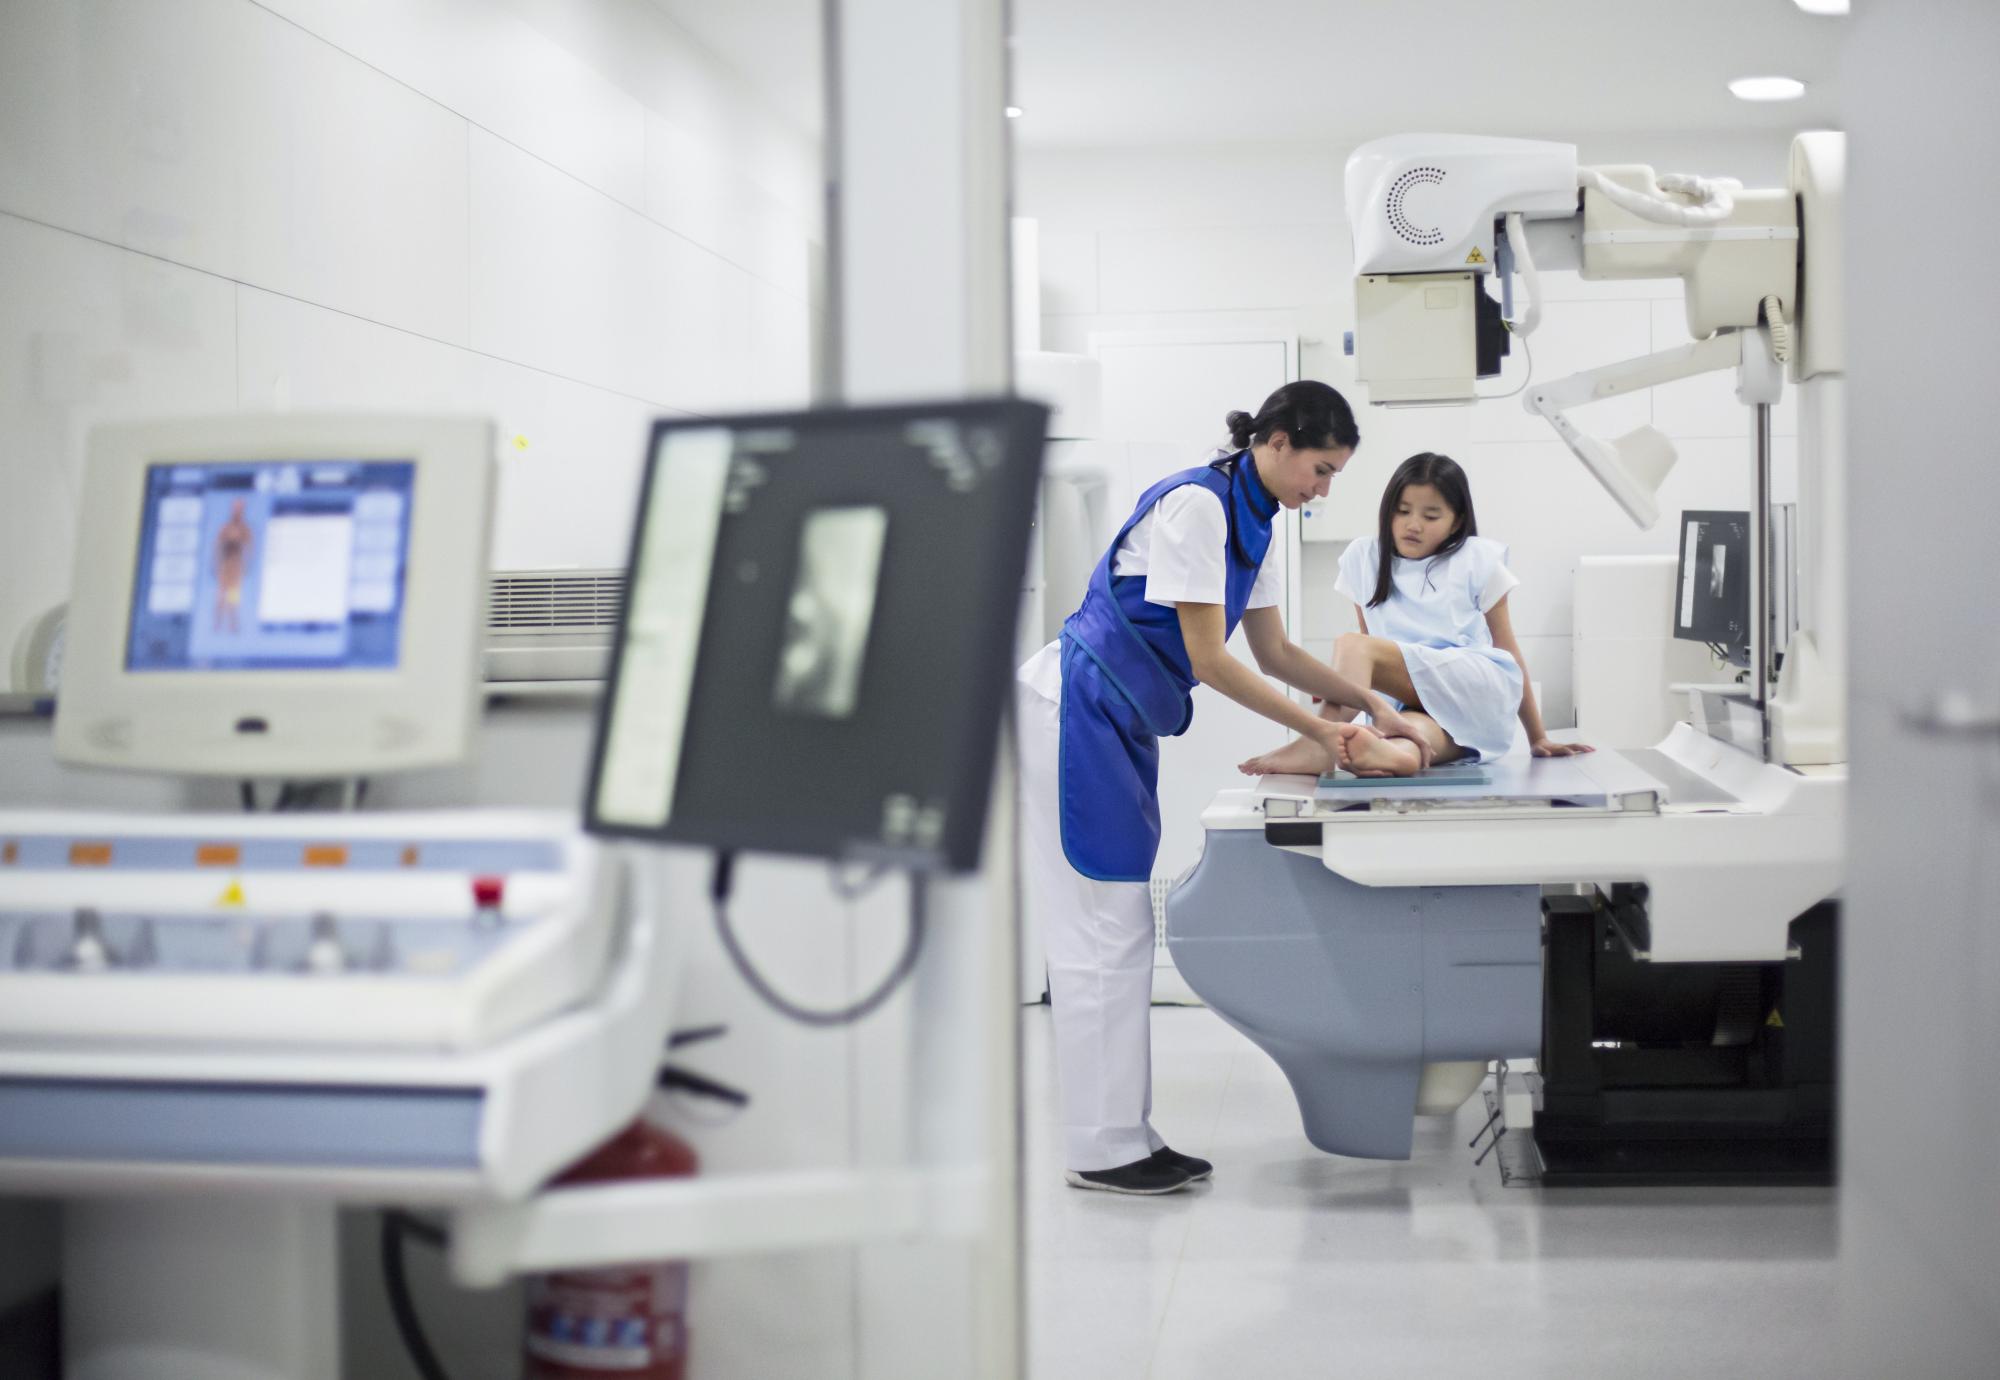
top-left (512, 433), bottom-right (531, 452)
top-left (1465, 246), bottom-right (1487, 265)
top-left (217, 878), bottom-right (247, 907)
top-left (1765, 1009), bottom-right (1785, 1029)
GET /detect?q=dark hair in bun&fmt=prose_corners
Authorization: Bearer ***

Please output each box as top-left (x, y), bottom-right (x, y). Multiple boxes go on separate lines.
top-left (1224, 380), bottom-right (1360, 454)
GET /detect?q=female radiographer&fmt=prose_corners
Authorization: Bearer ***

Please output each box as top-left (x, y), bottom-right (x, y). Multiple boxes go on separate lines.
top-left (1015, 380), bottom-right (1430, 1195)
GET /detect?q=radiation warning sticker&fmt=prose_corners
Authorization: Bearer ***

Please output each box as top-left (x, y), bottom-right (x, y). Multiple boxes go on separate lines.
top-left (1766, 1008), bottom-right (1785, 1029)
top-left (1465, 246), bottom-right (1487, 265)
top-left (217, 878), bottom-right (248, 907)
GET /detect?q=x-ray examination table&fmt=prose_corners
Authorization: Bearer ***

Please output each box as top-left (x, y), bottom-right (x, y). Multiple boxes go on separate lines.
top-left (1164, 727), bottom-right (1842, 1160)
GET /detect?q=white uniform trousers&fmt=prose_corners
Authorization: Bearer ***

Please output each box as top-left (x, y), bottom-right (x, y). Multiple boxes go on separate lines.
top-left (1016, 671), bottom-right (1166, 1172)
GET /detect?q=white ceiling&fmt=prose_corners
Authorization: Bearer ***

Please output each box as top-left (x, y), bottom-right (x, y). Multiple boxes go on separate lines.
top-left (1011, 0), bottom-right (1845, 147)
top-left (646, 1), bottom-right (1846, 150)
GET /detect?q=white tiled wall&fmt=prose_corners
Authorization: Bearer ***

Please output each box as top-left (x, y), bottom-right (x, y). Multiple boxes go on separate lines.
top-left (0, 0), bottom-right (820, 666)
top-left (0, 213), bottom-right (240, 678)
top-left (0, 8), bottom-right (829, 1373)
top-left (1020, 136), bottom-right (1799, 729)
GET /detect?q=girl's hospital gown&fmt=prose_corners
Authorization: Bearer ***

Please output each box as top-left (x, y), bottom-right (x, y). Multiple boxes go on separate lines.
top-left (1334, 534), bottom-right (1526, 763)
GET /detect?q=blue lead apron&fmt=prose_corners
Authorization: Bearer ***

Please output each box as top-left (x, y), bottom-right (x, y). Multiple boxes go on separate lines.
top-left (1057, 452), bottom-right (1278, 881)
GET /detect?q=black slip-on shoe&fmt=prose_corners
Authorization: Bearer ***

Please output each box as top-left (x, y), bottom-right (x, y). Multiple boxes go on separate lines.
top-left (1063, 1155), bottom-right (1195, 1195)
top-left (1150, 1146), bottom-right (1213, 1181)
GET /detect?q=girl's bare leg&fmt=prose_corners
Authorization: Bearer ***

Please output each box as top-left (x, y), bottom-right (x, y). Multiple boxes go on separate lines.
top-left (1238, 731), bottom-right (1334, 776)
top-left (1240, 636), bottom-right (1463, 778)
top-left (1242, 632), bottom-right (1387, 774)
top-left (1341, 712), bottom-right (1466, 777)
top-left (1314, 632), bottom-right (1398, 725)
top-left (1340, 634), bottom-right (1419, 703)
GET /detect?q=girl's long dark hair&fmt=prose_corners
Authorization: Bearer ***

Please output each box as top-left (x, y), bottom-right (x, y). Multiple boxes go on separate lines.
top-left (1369, 452), bottom-right (1477, 608)
top-left (1223, 380), bottom-right (1360, 454)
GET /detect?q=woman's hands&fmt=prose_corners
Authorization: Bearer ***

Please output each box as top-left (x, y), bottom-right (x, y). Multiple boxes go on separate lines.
top-left (1531, 737), bottom-right (1595, 758)
top-left (1367, 695), bottom-right (1434, 769)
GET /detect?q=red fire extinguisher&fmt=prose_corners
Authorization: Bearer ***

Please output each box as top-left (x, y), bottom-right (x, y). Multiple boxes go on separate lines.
top-left (523, 1118), bottom-right (699, 1380)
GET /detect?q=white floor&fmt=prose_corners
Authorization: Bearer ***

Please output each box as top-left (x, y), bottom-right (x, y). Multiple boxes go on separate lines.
top-left (1024, 1000), bottom-right (1840, 1380)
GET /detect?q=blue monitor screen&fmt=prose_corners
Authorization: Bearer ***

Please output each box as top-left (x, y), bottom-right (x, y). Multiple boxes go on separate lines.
top-left (125, 460), bottom-right (416, 672)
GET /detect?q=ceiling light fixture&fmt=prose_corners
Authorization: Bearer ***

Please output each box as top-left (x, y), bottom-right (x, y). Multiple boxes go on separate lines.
top-left (1729, 76), bottom-right (1807, 101)
top-left (1005, 106), bottom-right (1023, 118)
top-left (1792, 0), bottom-right (1849, 15)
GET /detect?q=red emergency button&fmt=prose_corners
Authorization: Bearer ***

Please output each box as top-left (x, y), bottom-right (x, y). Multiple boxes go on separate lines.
top-left (472, 876), bottom-right (505, 911)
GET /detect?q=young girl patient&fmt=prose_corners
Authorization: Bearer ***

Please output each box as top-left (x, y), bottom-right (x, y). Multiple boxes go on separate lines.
top-left (1240, 452), bottom-right (1592, 778)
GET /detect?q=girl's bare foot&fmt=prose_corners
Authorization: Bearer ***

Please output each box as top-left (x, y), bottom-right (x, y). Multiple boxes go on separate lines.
top-left (1238, 733), bottom-right (1335, 778)
top-left (1340, 724), bottom-right (1424, 777)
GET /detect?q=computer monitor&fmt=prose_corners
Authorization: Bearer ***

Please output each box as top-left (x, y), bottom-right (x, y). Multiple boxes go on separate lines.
top-left (1673, 509), bottom-right (1750, 665)
top-left (56, 416), bottom-right (495, 776)
top-left (585, 399), bottom-right (1049, 872)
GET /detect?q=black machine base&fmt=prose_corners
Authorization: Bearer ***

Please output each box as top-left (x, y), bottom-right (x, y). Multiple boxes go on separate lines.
top-left (1531, 1133), bottom-right (1832, 1188)
top-left (1530, 891), bottom-right (1838, 1188)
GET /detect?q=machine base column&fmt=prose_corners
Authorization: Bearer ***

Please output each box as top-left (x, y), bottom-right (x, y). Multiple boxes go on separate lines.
top-left (63, 1197), bottom-right (339, 1380)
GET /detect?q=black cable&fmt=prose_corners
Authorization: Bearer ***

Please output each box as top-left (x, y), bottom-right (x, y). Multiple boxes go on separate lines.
top-left (656, 1065), bottom-right (751, 1107)
top-left (380, 1212), bottom-right (453, 1380)
top-left (388, 1208), bottom-right (447, 1250)
top-left (710, 849), bottom-right (927, 1028)
top-left (667, 1024), bottom-right (729, 1050)
top-left (239, 781), bottom-right (256, 812)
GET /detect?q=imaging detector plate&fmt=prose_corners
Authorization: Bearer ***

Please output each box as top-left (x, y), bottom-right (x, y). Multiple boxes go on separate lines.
top-left (1258, 748), bottom-right (1682, 816)
top-left (1317, 764), bottom-right (1492, 790)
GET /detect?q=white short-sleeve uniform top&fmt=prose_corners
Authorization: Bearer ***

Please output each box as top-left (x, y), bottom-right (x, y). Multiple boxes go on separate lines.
top-left (1332, 534), bottom-right (1525, 761)
top-left (1018, 484), bottom-right (1281, 702)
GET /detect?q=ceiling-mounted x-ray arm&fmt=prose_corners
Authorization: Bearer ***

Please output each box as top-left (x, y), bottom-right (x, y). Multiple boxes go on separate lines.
top-left (1523, 331), bottom-right (1746, 528)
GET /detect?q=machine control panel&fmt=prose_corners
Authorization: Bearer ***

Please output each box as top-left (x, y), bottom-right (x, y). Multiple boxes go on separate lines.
top-left (0, 811), bottom-right (616, 1052)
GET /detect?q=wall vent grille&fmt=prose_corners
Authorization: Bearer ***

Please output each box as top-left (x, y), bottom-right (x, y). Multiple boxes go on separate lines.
top-left (487, 570), bottom-right (625, 631)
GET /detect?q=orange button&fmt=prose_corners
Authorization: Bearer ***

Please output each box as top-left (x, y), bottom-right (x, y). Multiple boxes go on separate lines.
top-left (1, 842), bottom-right (17, 865)
top-left (400, 845), bottom-right (420, 867)
top-left (303, 845), bottom-right (349, 868)
top-left (69, 842), bottom-right (113, 866)
top-left (196, 843), bottom-right (242, 867)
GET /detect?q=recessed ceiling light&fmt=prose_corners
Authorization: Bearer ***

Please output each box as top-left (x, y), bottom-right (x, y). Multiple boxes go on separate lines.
top-left (1729, 76), bottom-right (1807, 101)
top-left (1005, 106), bottom-right (1024, 119)
top-left (1793, 0), bottom-right (1848, 14)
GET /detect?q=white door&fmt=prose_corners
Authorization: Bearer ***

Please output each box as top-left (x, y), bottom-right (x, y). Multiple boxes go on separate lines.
top-left (1088, 328), bottom-right (1301, 1000)
top-left (1840, 7), bottom-right (2000, 1370)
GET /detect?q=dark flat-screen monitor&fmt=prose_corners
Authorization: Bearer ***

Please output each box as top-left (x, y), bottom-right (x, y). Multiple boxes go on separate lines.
top-left (1674, 509), bottom-right (1750, 663)
top-left (585, 399), bottom-right (1048, 872)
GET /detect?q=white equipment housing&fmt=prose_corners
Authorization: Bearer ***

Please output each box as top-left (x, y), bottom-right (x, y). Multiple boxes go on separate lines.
top-left (0, 809), bottom-right (661, 1202)
top-left (2, 412), bottom-right (684, 1380)
top-left (1347, 134), bottom-right (1580, 277)
top-left (56, 414), bottom-right (495, 777)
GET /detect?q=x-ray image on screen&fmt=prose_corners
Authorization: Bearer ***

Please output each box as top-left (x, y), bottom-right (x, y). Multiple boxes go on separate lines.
top-left (772, 506), bottom-right (888, 719)
top-left (586, 398), bottom-right (1048, 871)
top-left (1675, 509), bottom-right (1750, 656)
